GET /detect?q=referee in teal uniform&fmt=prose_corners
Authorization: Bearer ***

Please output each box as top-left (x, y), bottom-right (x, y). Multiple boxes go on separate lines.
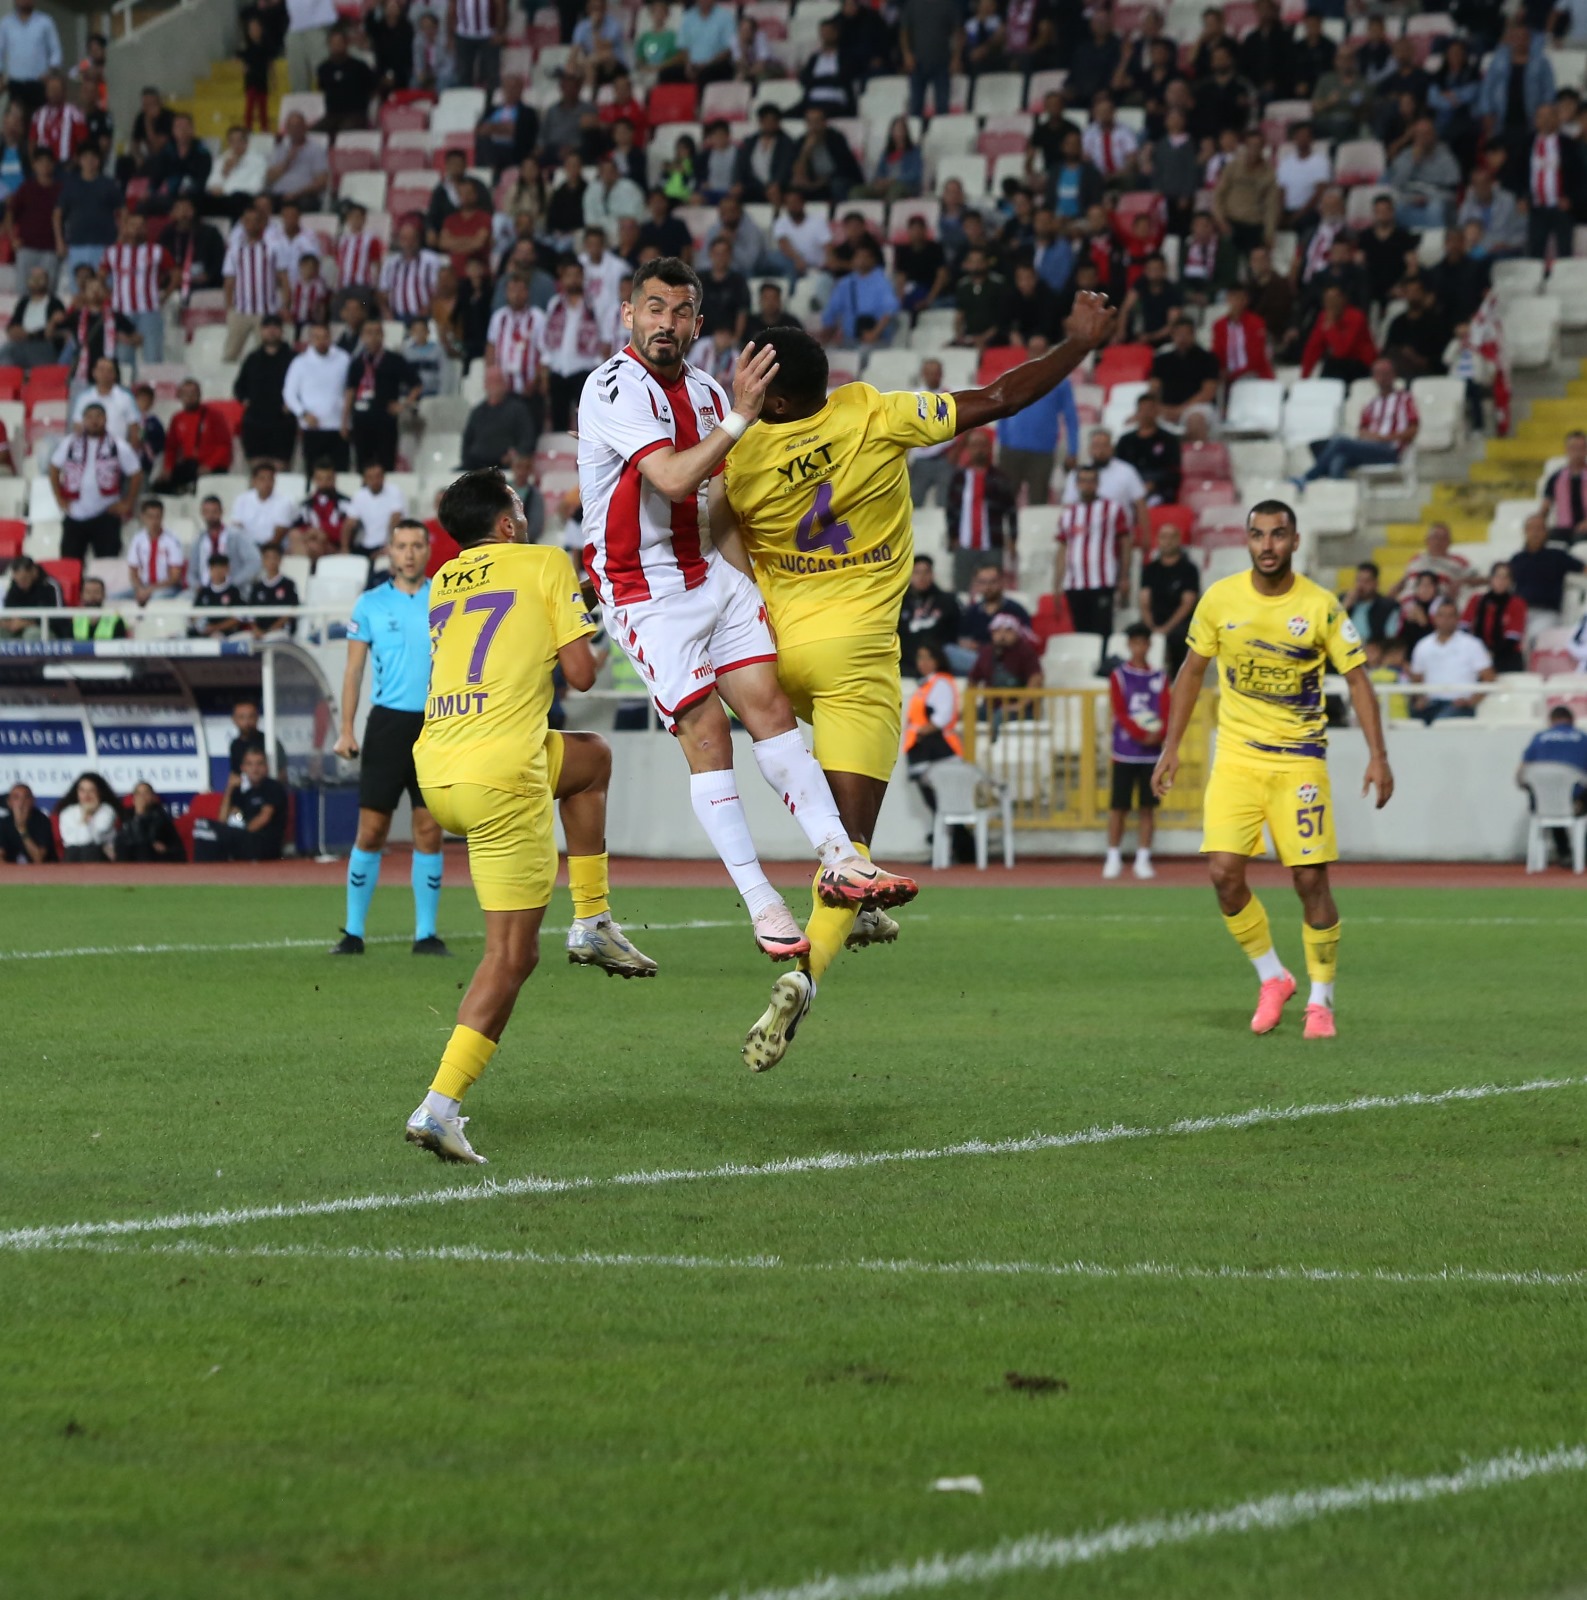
top-left (330, 519), bottom-right (450, 956)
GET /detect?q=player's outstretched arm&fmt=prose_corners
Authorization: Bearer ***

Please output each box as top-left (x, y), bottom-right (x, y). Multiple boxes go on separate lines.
top-left (1151, 648), bottom-right (1211, 799)
top-left (636, 343), bottom-right (780, 502)
top-left (333, 639), bottom-right (369, 758)
top-left (950, 291), bottom-right (1119, 434)
top-left (1344, 664), bottom-right (1394, 808)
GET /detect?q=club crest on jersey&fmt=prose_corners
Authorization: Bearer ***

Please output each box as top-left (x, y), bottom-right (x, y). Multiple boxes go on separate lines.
top-left (1297, 782), bottom-right (1319, 804)
top-left (1287, 615), bottom-right (1308, 638)
top-left (699, 405), bottom-right (718, 433)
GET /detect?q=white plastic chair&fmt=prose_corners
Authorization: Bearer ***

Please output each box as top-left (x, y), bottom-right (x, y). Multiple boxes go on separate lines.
top-left (1223, 378), bottom-right (1284, 436)
top-left (925, 759), bottom-right (1015, 870)
top-left (1521, 761), bottom-right (1587, 873)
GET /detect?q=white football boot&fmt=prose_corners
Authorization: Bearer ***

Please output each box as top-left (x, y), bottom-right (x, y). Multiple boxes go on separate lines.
top-left (405, 1104), bottom-right (487, 1165)
top-left (566, 917), bottom-right (659, 978)
top-left (742, 970), bottom-right (815, 1072)
top-left (845, 906), bottom-right (900, 949)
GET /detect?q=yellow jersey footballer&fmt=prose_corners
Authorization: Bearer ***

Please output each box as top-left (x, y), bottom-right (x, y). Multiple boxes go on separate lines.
top-left (404, 469), bottom-right (655, 1168)
top-left (1152, 500), bottom-right (1393, 1042)
top-left (714, 298), bottom-right (1118, 1069)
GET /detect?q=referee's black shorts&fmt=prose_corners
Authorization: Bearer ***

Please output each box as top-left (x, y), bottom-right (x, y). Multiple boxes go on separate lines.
top-left (1110, 759), bottom-right (1159, 812)
top-left (359, 705), bottom-right (426, 814)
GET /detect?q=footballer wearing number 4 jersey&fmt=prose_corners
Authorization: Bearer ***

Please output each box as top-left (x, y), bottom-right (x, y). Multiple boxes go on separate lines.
top-left (576, 257), bottom-right (920, 968)
top-left (713, 302), bottom-right (1121, 1071)
top-left (1151, 500), bottom-right (1395, 1041)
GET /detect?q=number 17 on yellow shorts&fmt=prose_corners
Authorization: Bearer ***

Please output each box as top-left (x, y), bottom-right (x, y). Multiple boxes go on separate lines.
top-left (1200, 757), bottom-right (1337, 867)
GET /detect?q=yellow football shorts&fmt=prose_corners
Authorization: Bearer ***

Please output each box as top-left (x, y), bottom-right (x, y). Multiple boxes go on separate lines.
top-left (422, 747), bottom-right (557, 913)
top-left (776, 632), bottom-right (902, 783)
top-left (1201, 756), bottom-right (1337, 868)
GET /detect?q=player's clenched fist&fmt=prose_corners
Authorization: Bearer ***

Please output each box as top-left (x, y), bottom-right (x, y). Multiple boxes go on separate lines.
top-left (731, 342), bottom-right (781, 421)
top-left (333, 730), bottom-right (360, 759)
top-left (1066, 290), bottom-right (1119, 351)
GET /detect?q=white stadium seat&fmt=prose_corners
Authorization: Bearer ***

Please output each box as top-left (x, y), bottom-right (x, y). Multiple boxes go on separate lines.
top-left (1223, 379), bottom-right (1284, 437)
top-left (1506, 297), bottom-right (1561, 369)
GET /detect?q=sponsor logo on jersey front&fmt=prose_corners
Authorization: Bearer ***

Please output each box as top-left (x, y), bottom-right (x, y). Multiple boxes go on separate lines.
top-left (1288, 615), bottom-right (1308, 638)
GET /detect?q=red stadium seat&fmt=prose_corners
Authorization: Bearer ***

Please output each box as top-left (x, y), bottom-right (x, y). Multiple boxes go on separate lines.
top-left (1031, 590), bottom-right (1069, 645)
top-left (0, 365), bottom-right (19, 401)
top-left (23, 366), bottom-right (69, 404)
top-left (380, 97), bottom-right (433, 136)
top-left (0, 519), bottom-right (26, 560)
top-left (210, 399), bottom-right (245, 435)
top-left (1181, 479), bottom-right (1239, 514)
top-left (1179, 439), bottom-right (1230, 481)
top-left (647, 83), bottom-right (699, 124)
top-left (42, 557), bottom-right (80, 605)
top-left (1111, 191), bottom-right (1166, 246)
top-left (1092, 344), bottom-right (1153, 389)
top-left (1531, 647), bottom-right (1578, 677)
top-left (976, 346), bottom-right (1027, 384)
top-left (1148, 505), bottom-right (1195, 545)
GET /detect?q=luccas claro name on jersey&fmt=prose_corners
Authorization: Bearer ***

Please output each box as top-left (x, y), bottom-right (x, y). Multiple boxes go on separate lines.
top-left (775, 544), bottom-right (895, 576)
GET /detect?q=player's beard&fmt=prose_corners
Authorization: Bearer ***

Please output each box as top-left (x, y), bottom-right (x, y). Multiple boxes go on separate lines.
top-left (637, 329), bottom-right (683, 374)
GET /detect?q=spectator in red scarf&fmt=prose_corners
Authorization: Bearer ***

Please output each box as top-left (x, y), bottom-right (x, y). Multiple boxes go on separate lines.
top-left (1461, 562), bottom-right (1527, 673)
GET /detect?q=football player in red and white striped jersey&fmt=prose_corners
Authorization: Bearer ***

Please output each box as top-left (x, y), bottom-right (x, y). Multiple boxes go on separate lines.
top-left (576, 256), bottom-right (919, 961)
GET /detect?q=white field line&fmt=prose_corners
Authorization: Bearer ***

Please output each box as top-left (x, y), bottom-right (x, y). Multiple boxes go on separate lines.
top-left (713, 1444), bottom-right (1587, 1600)
top-left (29, 1237), bottom-right (1587, 1291)
top-left (3, 911), bottom-right (1583, 962)
top-left (0, 918), bottom-right (740, 961)
top-left (1, 1074), bottom-right (1582, 1254)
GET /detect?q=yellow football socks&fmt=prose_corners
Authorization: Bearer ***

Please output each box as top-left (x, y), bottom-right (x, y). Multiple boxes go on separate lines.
top-left (1303, 920), bottom-right (1340, 1006)
top-left (431, 1024), bottom-right (496, 1103)
top-left (801, 840), bottom-right (867, 984)
top-left (568, 852), bottom-right (610, 922)
top-left (1223, 894), bottom-right (1273, 960)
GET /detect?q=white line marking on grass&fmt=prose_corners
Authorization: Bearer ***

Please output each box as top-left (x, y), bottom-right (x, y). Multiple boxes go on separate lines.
top-left (713, 1444), bottom-right (1587, 1600)
top-left (0, 919), bottom-right (738, 962)
top-left (2, 1074), bottom-right (1582, 1254)
top-left (32, 1237), bottom-right (1587, 1292)
top-left (5, 912), bottom-right (1582, 962)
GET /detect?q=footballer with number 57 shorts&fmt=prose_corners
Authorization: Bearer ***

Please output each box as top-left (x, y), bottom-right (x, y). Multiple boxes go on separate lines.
top-left (1151, 500), bottom-right (1394, 1041)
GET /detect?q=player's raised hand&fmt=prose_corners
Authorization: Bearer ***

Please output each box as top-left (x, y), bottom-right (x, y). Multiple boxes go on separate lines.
top-left (1066, 291), bottom-right (1119, 351)
top-left (1151, 747), bottom-right (1178, 800)
top-left (730, 341), bottom-right (781, 421)
top-left (1362, 753), bottom-right (1394, 809)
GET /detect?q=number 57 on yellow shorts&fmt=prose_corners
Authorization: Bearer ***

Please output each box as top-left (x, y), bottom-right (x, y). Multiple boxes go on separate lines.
top-left (1200, 756), bottom-right (1337, 867)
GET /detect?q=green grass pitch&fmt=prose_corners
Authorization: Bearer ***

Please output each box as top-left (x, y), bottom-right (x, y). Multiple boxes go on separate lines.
top-left (3, 881), bottom-right (1585, 1600)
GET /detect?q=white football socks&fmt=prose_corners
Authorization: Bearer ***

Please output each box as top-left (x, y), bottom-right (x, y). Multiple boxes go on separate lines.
top-left (689, 769), bottom-right (783, 917)
top-left (1252, 948), bottom-right (1287, 983)
top-left (751, 728), bottom-right (855, 866)
top-left (1309, 981), bottom-right (1334, 1008)
top-left (424, 1090), bottom-right (460, 1120)
top-left (1104, 847), bottom-right (1122, 871)
top-left (1135, 847), bottom-right (1151, 867)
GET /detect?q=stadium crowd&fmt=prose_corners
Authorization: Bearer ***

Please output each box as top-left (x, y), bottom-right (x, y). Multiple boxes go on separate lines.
top-left (0, 0), bottom-right (1586, 732)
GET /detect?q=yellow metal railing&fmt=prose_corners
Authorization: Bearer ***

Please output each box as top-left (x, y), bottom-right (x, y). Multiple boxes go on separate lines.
top-left (961, 687), bottom-right (1215, 829)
